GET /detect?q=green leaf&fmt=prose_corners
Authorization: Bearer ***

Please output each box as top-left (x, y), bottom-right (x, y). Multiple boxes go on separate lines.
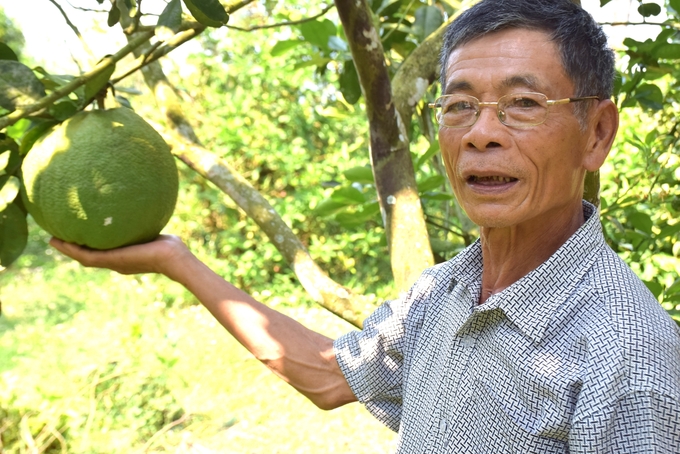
top-left (182, 0), bottom-right (229, 27)
top-left (0, 43), bottom-right (18, 61)
top-left (343, 166), bottom-right (374, 184)
top-left (654, 43), bottom-right (680, 60)
top-left (0, 152), bottom-right (8, 174)
top-left (48, 100), bottom-right (79, 121)
top-left (0, 175), bottom-right (19, 211)
top-left (628, 211), bottom-right (653, 235)
top-left (377, 0), bottom-right (404, 17)
top-left (84, 60), bottom-right (116, 103)
top-left (600, 0), bottom-right (614, 5)
top-left (666, 279), bottom-right (680, 296)
top-left (331, 186), bottom-right (366, 204)
top-left (670, 0), bottom-right (680, 14)
top-left (390, 41), bottom-right (417, 59)
top-left (335, 202), bottom-right (380, 228)
top-left (623, 37), bottom-right (643, 50)
top-left (313, 198), bottom-right (350, 217)
top-left (19, 120), bottom-right (58, 156)
top-left (417, 175), bottom-right (446, 193)
top-left (0, 202), bottom-right (28, 267)
top-left (339, 59), bottom-right (361, 105)
top-left (156, 0), bottom-right (183, 41)
top-left (637, 3), bottom-right (661, 17)
top-left (658, 223), bottom-right (680, 240)
top-left (421, 192), bottom-right (453, 201)
top-left (413, 6), bottom-right (443, 42)
top-left (643, 279), bottom-right (664, 298)
top-left (271, 40), bottom-right (302, 57)
top-left (107, 1), bottom-right (121, 27)
top-left (0, 61), bottom-right (46, 111)
top-left (0, 136), bottom-right (20, 176)
top-left (292, 55), bottom-right (331, 70)
top-left (34, 68), bottom-right (76, 91)
top-left (5, 119), bottom-right (30, 141)
top-left (633, 83), bottom-right (663, 110)
top-left (416, 142), bottom-right (440, 169)
top-left (430, 237), bottom-right (460, 254)
top-left (299, 19), bottom-right (336, 50)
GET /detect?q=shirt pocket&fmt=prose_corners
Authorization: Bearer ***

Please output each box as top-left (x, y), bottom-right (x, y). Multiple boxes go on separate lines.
top-left (474, 377), bottom-right (571, 453)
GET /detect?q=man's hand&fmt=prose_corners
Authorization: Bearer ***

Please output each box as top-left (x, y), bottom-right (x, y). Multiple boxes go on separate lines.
top-left (49, 235), bottom-right (192, 278)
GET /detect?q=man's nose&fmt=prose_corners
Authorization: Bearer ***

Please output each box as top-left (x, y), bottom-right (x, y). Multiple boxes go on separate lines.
top-left (463, 106), bottom-right (505, 150)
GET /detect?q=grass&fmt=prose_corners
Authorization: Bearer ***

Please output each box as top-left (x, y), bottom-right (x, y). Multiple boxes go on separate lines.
top-left (0, 223), bottom-right (397, 453)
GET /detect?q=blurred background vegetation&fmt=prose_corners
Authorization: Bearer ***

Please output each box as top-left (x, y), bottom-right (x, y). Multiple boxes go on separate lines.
top-left (0, 0), bottom-right (679, 451)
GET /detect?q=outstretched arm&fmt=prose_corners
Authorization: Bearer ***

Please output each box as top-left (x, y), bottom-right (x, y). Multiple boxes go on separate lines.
top-left (49, 235), bottom-right (357, 410)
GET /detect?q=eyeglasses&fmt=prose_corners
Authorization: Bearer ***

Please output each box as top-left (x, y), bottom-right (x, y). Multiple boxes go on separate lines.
top-left (428, 92), bottom-right (600, 128)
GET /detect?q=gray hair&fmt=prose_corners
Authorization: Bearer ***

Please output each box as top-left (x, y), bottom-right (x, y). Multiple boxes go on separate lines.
top-left (440, 0), bottom-right (616, 120)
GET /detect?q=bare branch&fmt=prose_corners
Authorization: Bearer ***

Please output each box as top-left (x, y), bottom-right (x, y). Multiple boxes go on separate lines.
top-left (65, 0), bottom-right (108, 13)
top-left (599, 21), bottom-right (672, 27)
top-left (227, 4), bottom-right (335, 32)
top-left (46, 0), bottom-right (97, 60)
top-left (0, 31), bottom-right (154, 131)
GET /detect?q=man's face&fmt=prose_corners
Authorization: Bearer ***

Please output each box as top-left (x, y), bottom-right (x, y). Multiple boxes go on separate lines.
top-left (439, 28), bottom-right (591, 229)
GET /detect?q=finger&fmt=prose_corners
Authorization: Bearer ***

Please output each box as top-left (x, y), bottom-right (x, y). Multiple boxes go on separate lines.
top-left (49, 237), bottom-right (99, 266)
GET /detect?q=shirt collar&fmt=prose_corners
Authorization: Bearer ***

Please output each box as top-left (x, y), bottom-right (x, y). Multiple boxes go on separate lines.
top-left (447, 201), bottom-right (606, 344)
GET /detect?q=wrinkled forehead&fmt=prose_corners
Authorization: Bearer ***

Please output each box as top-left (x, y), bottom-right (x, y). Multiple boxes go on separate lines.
top-left (441, 28), bottom-right (571, 96)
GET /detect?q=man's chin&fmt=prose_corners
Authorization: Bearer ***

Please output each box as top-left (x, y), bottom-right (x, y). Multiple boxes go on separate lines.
top-left (463, 205), bottom-right (524, 230)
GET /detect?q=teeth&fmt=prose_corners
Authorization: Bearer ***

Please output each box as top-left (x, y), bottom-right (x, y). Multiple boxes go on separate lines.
top-left (473, 176), bottom-right (514, 183)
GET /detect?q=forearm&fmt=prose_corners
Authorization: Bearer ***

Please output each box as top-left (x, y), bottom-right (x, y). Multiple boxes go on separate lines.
top-left (168, 254), bottom-right (357, 409)
top-left (48, 236), bottom-right (356, 408)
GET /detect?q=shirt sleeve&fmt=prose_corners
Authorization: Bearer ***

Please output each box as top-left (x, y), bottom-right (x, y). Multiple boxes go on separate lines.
top-left (333, 270), bottom-right (436, 432)
top-left (569, 390), bottom-right (680, 453)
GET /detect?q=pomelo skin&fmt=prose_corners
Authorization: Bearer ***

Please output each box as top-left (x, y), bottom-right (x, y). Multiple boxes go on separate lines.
top-left (21, 107), bottom-right (179, 250)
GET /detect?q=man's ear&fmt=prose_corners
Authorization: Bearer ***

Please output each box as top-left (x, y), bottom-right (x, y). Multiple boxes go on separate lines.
top-left (582, 99), bottom-right (619, 172)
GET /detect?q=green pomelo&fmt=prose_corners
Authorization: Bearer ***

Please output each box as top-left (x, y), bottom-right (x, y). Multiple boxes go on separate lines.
top-left (21, 107), bottom-right (179, 250)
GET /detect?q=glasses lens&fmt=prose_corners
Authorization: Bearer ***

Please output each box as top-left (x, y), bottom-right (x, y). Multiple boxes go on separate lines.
top-left (500, 93), bottom-right (549, 127)
top-left (436, 95), bottom-right (478, 128)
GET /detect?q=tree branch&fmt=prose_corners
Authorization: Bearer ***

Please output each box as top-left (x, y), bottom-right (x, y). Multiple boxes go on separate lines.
top-left (599, 21), bottom-right (674, 27)
top-left (111, 25), bottom-right (205, 84)
top-left (165, 131), bottom-right (373, 327)
top-left (0, 30), bottom-right (154, 131)
top-left (226, 4), bottom-right (335, 31)
top-left (65, 0), bottom-right (108, 13)
top-left (392, 16), bottom-right (455, 133)
top-left (335, 0), bottom-right (434, 291)
top-left (46, 0), bottom-right (97, 60)
top-left (126, 34), bottom-right (374, 326)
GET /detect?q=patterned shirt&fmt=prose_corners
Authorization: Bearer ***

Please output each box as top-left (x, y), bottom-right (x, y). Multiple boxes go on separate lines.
top-left (334, 201), bottom-right (680, 453)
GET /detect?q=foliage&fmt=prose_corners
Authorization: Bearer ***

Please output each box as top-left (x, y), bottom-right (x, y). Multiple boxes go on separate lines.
top-left (0, 7), bottom-right (24, 60)
top-left (0, 229), bottom-right (396, 452)
top-left (598, 0), bottom-right (680, 323)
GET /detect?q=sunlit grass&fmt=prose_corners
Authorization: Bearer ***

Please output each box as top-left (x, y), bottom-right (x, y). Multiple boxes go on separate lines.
top-left (0, 225), bottom-right (396, 453)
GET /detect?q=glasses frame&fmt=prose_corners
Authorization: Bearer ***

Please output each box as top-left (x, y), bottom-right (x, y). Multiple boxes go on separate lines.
top-left (428, 92), bottom-right (600, 129)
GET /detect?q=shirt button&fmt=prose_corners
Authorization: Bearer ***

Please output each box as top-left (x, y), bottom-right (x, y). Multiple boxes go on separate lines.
top-left (439, 418), bottom-right (448, 432)
top-left (461, 337), bottom-right (475, 348)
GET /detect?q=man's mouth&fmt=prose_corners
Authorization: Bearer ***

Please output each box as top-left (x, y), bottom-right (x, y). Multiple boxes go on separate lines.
top-left (467, 175), bottom-right (518, 185)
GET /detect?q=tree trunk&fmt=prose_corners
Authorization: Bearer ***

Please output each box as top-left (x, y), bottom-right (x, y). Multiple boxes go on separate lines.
top-left (334, 0), bottom-right (434, 292)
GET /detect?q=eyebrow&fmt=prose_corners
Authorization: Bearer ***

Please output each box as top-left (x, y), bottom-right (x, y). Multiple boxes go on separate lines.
top-left (443, 80), bottom-right (473, 95)
top-left (499, 75), bottom-right (543, 92)
top-left (444, 74), bottom-right (545, 95)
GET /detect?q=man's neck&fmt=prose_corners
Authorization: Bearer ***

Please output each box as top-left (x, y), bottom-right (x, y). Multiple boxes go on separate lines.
top-left (478, 201), bottom-right (586, 305)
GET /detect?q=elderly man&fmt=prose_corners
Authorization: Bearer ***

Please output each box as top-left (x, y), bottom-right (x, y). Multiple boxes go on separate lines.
top-left (51, 0), bottom-right (680, 451)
